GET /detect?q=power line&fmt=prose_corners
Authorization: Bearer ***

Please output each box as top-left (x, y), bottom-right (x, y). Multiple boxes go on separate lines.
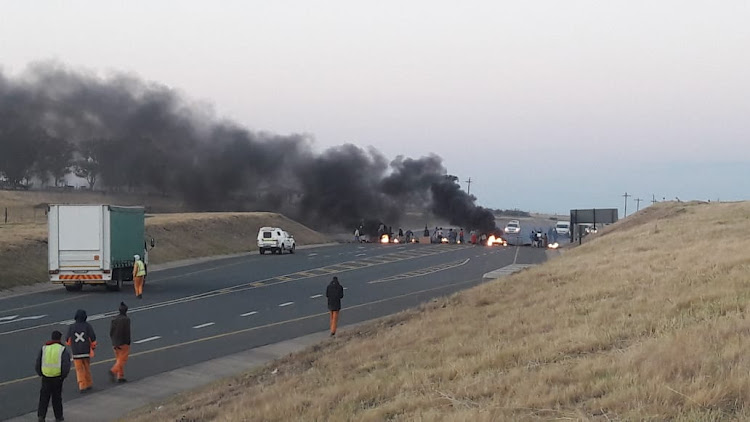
top-left (622, 192), bottom-right (631, 217)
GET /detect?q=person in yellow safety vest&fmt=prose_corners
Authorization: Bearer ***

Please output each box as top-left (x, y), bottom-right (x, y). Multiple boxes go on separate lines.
top-left (35, 330), bottom-right (71, 422)
top-left (133, 254), bottom-right (146, 299)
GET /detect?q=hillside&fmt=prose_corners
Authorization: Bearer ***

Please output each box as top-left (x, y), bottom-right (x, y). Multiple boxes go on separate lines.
top-left (0, 211), bottom-right (330, 289)
top-left (126, 201), bottom-right (750, 421)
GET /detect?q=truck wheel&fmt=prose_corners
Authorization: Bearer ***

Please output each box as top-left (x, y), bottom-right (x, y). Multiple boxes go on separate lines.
top-left (281, 245), bottom-right (286, 254)
top-left (290, 244), bottom-right (295, 254)
top-left (260, 248), bottom-right (265, 255)
top-left (106, 271), bottom-right (123, 292)
top-left (65, 284), bottom-right (83, 292)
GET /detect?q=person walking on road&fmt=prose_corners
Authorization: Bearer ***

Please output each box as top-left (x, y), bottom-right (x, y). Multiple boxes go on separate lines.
top-left (326, 276), bottom-right (344, 336)
top-left (66, 309), bottom-right (97, 393)
top-left (133, 254), bottom-right (146, 299)
top-left (109, 302), bottom-right (131, 383)
top-left (36, 330), bottom-right (71, 422)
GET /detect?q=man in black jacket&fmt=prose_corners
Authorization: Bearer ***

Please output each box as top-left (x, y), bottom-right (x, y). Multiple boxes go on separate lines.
top-left (66, 309), bottom-right (97, 393)
top-left (326, 276), bottom-right (344, 336)
top-left (109, 302), bottom-right (131, 383)
top-left (35, 330), bottom-right (71, 422)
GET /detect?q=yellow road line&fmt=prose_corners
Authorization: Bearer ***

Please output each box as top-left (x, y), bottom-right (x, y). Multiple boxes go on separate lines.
top-left (0, 278), bottom-right (477, 388)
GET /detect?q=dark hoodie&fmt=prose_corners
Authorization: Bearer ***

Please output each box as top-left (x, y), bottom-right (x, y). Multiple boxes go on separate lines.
top-left (326, 278), bottom-right (344, 311)
top-left (66, 310), bottom-right (97, 359)
top-left (35, 340), bottom-right (71, 379)
top-left (110, 303), bottom-right (131, 347)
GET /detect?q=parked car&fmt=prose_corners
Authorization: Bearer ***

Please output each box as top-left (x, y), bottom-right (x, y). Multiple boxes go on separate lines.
top-left (504, 220), bottom-right (521, 234)
top-left (257, 227), bottom-right (296, 254)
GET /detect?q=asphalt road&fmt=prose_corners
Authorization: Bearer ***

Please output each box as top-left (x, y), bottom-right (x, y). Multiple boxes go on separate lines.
top-left (0, 242), bottom-right (547, 420)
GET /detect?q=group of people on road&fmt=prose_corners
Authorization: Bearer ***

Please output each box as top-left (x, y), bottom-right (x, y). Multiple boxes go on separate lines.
top-left (36, 268), bottom-right (345, 422)
top-left (36, 302), bottom-right (132, 421)
top-left (35, 253), bottom-right (146, 421)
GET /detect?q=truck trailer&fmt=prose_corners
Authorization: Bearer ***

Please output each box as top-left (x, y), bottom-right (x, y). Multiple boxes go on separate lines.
top-left (48, 204), bottom-right (152, 292)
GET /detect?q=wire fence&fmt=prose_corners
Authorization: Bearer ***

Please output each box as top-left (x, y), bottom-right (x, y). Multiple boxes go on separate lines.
top-left (0, 206), bottom-right (48, 224)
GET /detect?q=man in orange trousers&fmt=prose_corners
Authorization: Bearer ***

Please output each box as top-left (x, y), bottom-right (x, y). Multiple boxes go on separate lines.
top-left (109, 302), bottom-right (131, 383)
top-left (133, 254), bottom-right (146, 299)
top-left (326, 276), bottom-right (344, 336)
top-left (66, 309), bottom-right (97, 393)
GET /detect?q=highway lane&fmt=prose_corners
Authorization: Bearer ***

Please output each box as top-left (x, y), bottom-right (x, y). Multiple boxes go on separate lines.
top-left (0, 242), bottom-right (547, 420)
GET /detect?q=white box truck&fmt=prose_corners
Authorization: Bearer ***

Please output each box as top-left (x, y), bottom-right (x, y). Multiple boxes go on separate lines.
top-left (48, 205), bottom-right (153, 292)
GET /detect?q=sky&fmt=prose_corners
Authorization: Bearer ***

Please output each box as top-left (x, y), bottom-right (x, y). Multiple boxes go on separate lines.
top-left (1, 0), bottom-right (748, 215)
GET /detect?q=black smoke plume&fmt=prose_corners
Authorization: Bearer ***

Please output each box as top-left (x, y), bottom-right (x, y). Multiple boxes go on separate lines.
top-left (0, 62), bottom-right (497, 232)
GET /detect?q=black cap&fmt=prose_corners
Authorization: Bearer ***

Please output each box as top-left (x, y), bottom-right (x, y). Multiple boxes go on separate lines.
top-left (119, 301), bottom-right (128, 314)
top-left (51, 330), bottom-right (62, 341)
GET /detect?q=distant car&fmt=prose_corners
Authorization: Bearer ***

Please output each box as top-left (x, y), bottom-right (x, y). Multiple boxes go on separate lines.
top-left (555, 221), bottom-right (570, 236)
top-left (504, 220), bottom-right (521, 234)
top-left (257, 227), bottom-right (296, 254)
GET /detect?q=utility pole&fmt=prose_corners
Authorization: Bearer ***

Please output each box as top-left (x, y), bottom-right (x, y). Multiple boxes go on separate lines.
top-left (465, 177), bottom-right (472, 195)
top-left (635, 197), bottom-right (643, 212)
top-left (622, 192), bottom-right (631, 217)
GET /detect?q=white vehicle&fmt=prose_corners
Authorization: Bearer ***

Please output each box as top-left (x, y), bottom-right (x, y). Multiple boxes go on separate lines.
top-left (555, 221), bottom-right (570, 236)
top-left (504, 220), bottom-right (521, 234)
top-left (257, 227), bottom-right (296, 254)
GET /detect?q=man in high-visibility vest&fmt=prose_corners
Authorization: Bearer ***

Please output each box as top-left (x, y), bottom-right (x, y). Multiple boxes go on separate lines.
top-left (133, 254), bottom-right (146, 299)
top-left (35, 330), bottom-right (71, 422)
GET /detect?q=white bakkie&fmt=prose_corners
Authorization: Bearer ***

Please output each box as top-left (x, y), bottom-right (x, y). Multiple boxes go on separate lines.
top-left (257, 227), bottom-right (296, 255)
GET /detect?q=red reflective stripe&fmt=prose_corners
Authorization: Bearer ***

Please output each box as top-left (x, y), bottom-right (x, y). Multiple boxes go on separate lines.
top-left (59, 275), bottom-right (103, 280)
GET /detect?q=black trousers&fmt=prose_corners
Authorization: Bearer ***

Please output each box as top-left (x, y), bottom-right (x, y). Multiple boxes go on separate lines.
top-left (38, 376), bottom-right (64, 419)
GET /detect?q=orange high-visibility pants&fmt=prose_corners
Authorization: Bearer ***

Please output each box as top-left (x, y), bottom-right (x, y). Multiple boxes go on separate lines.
top-left (73, 358), bottom-right (93, 391)
top-left (134, 276), bottom-right (144, 296)
top-left (329, 310), bottom-right (340, 334)
top-left (110, 345), bottom-right (130, 379)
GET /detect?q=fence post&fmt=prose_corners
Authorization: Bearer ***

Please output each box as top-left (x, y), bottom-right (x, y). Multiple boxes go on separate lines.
top-left (4, 207), bottom-right (7, 224)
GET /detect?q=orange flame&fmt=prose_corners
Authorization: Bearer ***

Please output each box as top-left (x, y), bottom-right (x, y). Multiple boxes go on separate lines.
top-left (380, 234), bottom-right (389, 244)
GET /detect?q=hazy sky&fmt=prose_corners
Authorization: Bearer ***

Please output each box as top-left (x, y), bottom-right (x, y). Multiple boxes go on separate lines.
top-left (1, 1), bottom-right (748, 214)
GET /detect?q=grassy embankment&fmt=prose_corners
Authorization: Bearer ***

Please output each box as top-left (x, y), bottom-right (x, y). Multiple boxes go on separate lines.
top-left (0, 191), bottom-right (330, 289)
top-left (126, 201), bottom-right (750, 421)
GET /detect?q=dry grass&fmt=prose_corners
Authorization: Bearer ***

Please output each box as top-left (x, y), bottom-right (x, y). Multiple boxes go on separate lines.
top-left (125, 201), bottom-right (750, 421)
top-left (0, 212), bottom-right (329, 289)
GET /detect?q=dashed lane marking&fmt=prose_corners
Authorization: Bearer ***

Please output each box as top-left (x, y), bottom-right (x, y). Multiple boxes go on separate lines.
top-left (192, 322), bottom-right (215, 329)
top-left (0, 245), bottom-right (471, 337)
top-left (134, 336), bottom-right (161, 344)
top-left (279, 302), bottom-right (294, 307)
top-left (0, 277), bottom-right (480, 389)
top-left (240, 311), bottom-right (258, 317)
top-left (310, 294), bottom-right (323, 299)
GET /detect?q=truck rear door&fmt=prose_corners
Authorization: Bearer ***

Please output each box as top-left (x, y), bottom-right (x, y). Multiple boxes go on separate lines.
top-left (56, 205), bottom-right (105, 271)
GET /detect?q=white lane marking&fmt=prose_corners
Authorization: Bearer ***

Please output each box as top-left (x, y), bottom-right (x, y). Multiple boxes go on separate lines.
top-left (240, 311), bottom-right (258, 317)
top-left (1, 245), bottom-right (466, 336)
top-left (192, 322), bottom-right (215, 329)
top-left (0, 315), bottom-right (19, 322)
top-left (0, 315), bottom-right (47, 325)
top-left (134, 336), bottom-right (161, 344)
top-left (279, 302), bottom-right (294, 307)
top-left (357, 246), bottom-right (365, 249)
top-left (513, 246), bottom-right (520, 264)
top-left (310, 294), bottom-right (323, 299)
top-left (87, 314), bottom-right (106, 322)
top-left (308, 253), bottom-right (318, 257)
top-left (369, 258), bottom-right (471, 284)
top-left (356, 253), bottom-right (366, 257)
